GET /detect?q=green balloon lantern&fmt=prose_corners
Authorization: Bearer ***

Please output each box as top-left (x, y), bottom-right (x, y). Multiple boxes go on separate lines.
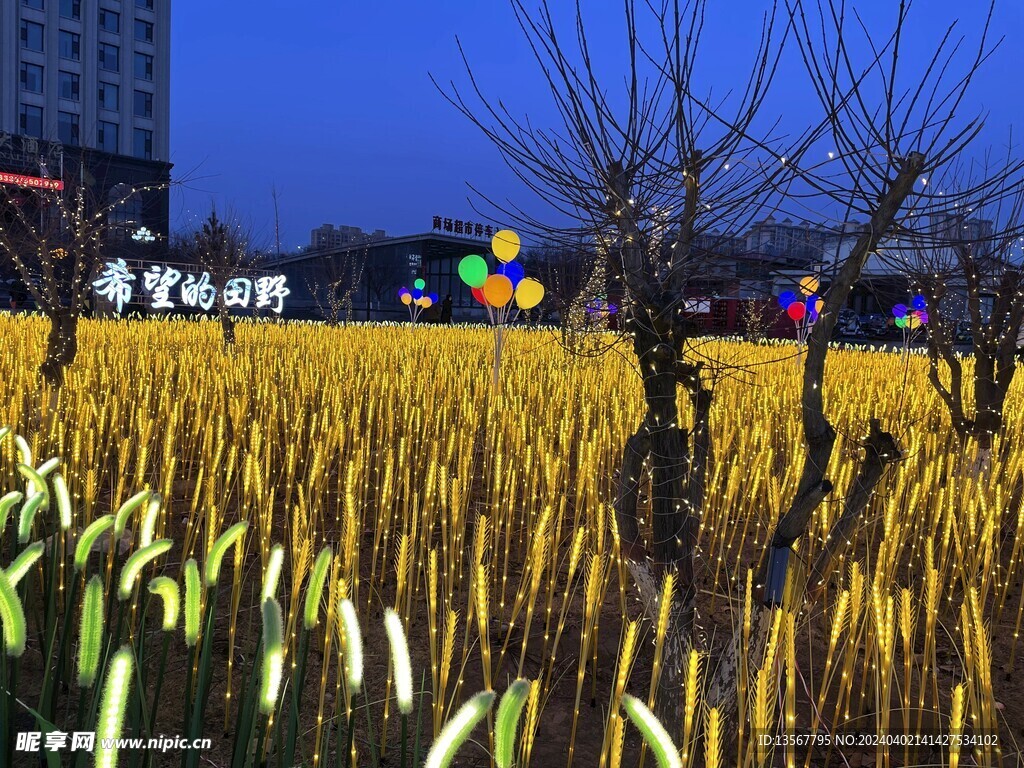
top-left (458, 254), bottom-right (489, 289)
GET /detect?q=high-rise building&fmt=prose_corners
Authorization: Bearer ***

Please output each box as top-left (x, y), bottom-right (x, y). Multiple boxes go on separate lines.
top-left (0, 0), bottom-right (171, 245)
top-left (309, 224), bottom-right (387, 251)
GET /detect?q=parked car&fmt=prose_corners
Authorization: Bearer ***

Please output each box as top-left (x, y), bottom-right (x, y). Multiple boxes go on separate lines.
top-left (860, 314), bottom-right (890, 338)
top-left (836, 309), bottom-right (862, 337)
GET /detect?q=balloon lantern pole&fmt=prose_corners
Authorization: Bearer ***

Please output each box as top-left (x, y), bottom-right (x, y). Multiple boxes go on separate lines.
top-left (456, 230), bottom-right (545, 393)
top-left (778, 276), bottom-right (823, 361)
top-left (892, 295), bottom-right (928, 357)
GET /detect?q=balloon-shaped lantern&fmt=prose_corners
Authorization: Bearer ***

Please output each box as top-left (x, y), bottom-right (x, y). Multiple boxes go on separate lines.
top-left (483, 274), bottom-right (514, 308)
top-left (778, 277), bottom-right (824, 344)
top-left (585, 296), bottom-right (618, 320)
top-left (456, 229), bottom-right (547, 390)
top-left (492, 230), bottom-right (521, 263)
top-left (892, 295), bottom-right (929, 348)
top-left (398, 279), bottom-right (437, 324)
top-left (458, 255), bottom-right (489, 289)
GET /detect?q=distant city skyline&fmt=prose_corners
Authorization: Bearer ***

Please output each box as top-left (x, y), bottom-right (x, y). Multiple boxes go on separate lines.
top-left (169, 0), bottom-right (1024, 251)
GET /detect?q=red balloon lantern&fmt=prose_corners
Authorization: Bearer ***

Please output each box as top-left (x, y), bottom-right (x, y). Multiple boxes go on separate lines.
top-left (787, 302), bottom-right (806, 321)
top-left (471, 286), bottom-right (488, 305)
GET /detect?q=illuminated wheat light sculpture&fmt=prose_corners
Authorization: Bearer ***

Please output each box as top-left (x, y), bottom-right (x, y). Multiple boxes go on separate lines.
top-left (457, 230), bottom-right (545, 389)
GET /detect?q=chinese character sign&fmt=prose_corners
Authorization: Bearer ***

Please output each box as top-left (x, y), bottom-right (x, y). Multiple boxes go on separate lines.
top-left (92, 261), bottom-right (290, 314)
top-left (143, 265), bottom-right (181, 309)
top-left (431, 216), bottom-right (495, 240)
top-left (224, 277), bottom-right (252, 308)
top-left (181, 272), bottom-right (217, 311)
top-left (91, 258), bottom-right (136, 313)
top-left (254, 275), bottom-right (290, 313)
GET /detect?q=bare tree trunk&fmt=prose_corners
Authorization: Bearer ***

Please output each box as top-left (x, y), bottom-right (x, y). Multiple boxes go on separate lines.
top-left (808, 419), bottom-right (901, 597)
top-left (218, 298), bottom-right (236, 349)
top-left (39, 310), bottom-right (79, 388)
top-left (612, 322), bottom-right (705, 734)
top-left (972, 357), bottom-right (1003, 476)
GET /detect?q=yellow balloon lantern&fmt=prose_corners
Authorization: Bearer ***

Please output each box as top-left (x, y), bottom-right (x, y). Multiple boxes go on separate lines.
top-left (800, 276), bottom-right (819, 296)
top-left (908, 315), bottom-right (920, 330)
top-left (421, 296), bottom-right (433, 309)
top-left (492, 230), bottom-right (521, 263)
top-left (514, 278), bottom-right (545, 310)
top-left (400, 293), bottom-right (412, 306)
top-left (483, 274), bottom-right (514, 307)
top-left (815, 298), bottom-right (824, 314)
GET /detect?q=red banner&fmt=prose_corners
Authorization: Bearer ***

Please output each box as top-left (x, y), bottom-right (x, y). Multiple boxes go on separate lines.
top-left (0, 171), bottom-right (63, 191)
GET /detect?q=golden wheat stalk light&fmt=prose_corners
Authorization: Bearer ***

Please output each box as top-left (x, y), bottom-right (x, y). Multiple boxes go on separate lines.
top-left (0, 320), bottom-right (1019, 765)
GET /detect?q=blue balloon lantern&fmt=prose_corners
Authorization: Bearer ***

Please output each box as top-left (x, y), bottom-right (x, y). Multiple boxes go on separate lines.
top-left (498, 260), bottom-right (525, 288)
top-left (912, 295), bottom-right (926, 311)
top-left (412, 288), bottom-right (423, 300)
top-left (892, 303), bottom-right (907, 318)
top-left (778, 291), bottom-right (797, 309)
top-left (806, 296), bottom-right (818, 323)
top-left (429, 292), bottom-right (439, 304)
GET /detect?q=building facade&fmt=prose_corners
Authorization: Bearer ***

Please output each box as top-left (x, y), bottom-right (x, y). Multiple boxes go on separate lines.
top-left (276, 231), bottom-right (493, 322)
top-left (0, 0), bottom-right (171, 245)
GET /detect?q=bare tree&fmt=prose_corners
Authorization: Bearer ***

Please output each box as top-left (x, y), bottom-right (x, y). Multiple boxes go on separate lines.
top-left (364, 253), bottom-right (403, 319)
top-left (751, 0), bottom-right (1024, 726)
top-left (306, 248), bottom-right (367, 324)
top-left (442, 0), bottom-right (1016, 745)
top-left (174, 207), bottom-right (262, 347)
top-left (0, 167), bottom-right (165, 387)
top-left (529, 239), bottom-right (608, 352)
top-left (440, 0), bottom-right (798, 734)
top-left (902, 159), bottom-right (1024, 475)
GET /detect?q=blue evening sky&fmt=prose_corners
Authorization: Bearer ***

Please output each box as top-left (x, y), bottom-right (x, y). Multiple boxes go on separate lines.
top-left (169, 1), bottom-right (1023, 249)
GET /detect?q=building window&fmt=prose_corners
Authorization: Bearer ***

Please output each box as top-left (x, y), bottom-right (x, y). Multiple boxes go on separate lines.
top-left (99, 9), bottom-right (120, 33)
top-left (19, 104), bottom-right (43, 138)
top-left (59, 31), bottom-right (80, 60)
top-left (135, 19), bottom-right (154, 43)
top-left (99, 43), bottom-right (119, 72)
top-left (59, 70), bottom-right (80, 100)
top-left (58, 111), bottom-right (79, 145)
top-left (133, 89), bottom-right (153, 118)
top-left (98, 81), bottom-right (119, 110)
top-left (20, 63), bottom-right (44, 93)
top-left (23, 0), bottom-right (44, 10)
top-left (60, 0), bottom-right (80, 19)
top-left (108, 183), bottom-right (143, 237)
top-left (133, 128), bottom-right (152, 160)
top-left (134, 52), bottom-right (153, 80)
top-left (136, 0), bottom-right (154, 9)
top-left (98, 121), bottom-right (118, 152)
top-left (21, 21), bottom-right (44, 52)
